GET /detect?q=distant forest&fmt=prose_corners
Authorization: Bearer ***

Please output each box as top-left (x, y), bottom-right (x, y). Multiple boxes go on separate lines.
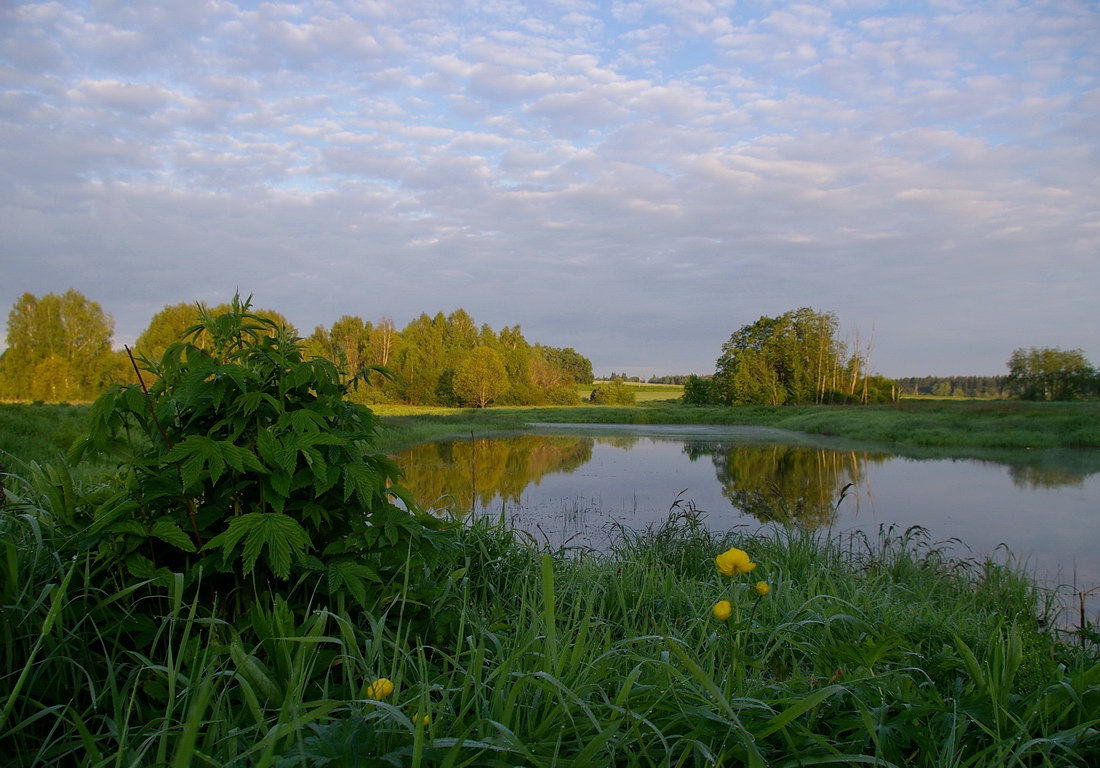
top-left (5, 291), bottom-right (1088, 406)
top-left (648, 374), bottom-right (1010, 399)
top-left (0, 291), bottom-right (594, 407)
top-left (602, 374), bottom-right (695, 385)
top-left (893, 376), bottom-right (1007, 398)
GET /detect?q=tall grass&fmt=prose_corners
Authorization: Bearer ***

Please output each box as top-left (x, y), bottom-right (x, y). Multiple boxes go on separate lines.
top-left (0, 403), bottom-right (91, 467)
top-left (3, 462), bottom-right (1098, 767)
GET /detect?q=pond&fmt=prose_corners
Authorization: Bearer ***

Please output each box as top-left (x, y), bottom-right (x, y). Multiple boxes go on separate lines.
top-left (393, 424), bottom-right (1100, 604)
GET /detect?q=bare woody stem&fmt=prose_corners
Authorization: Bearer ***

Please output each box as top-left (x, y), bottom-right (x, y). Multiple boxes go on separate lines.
top-left (125, 346), bottom-right (205, 552)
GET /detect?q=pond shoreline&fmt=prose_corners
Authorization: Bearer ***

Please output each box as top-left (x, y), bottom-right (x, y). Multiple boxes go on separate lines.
top-left (393, 425), bottom-right (1100, 597)
top-left (375, 399), bottom-right (1100, 451)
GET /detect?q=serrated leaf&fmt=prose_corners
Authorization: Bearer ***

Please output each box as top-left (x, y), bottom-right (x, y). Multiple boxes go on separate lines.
top-left (204, 512), bottom-right (311, 579)
top-left (325, 559), bottom-right (381, 606)
top-left (342, 462), bottom-right (381, 502)
top-left (234, 391), bottom-right (279, 419)
top-left (90, 491), bottom-right (140, 534)
top-left (386, 483), bottom-right (421, 514)
top-left (150, 519), bottom-right (197, 553)
top-left (163, 435), bottom-right (221, 488)
top-left (219, 442), bottom-right (267, 476)
top-left (106, 520), bottom-right (151, 537)
top-left (256, 427), bottom-right (283, 467)
top-left (268, 470), bottom-right (292, 499)
top-left (180, 451), bottom-right (204, 490)
top-left (300, 432), bottom-right (346, 447)
top-left (126, 554), bottom-right (158, 579)
top-left (278, 408), bottom-right (328, 434)
top-left (308, 455), bottom-right (329, 488)
top-left (238, 448), bottom-right (268, 475)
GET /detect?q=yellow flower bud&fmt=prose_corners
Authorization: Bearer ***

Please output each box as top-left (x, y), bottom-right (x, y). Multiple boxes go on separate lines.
top-left (755, 581), bottom-right (770, 597)
top-left (712, 600), bottom-right (732, 621)
top-left (366, 678), bottom-right (394, 700)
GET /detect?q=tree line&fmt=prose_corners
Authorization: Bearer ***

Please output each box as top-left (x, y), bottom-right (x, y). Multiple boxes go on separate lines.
top-left (893, 376), bottom-right (1007, 399)
top-left (682, 308), bottom-right (897, 406)
top-left (893, 350), bottom-right (1100, 402)
top-left (2, 291), bottom-right (1095, 406)
top-left (0, 290), bottom-right (593, 407)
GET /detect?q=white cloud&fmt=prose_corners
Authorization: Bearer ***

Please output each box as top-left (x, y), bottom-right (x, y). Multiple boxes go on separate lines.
top-left (0, 0), bottom-right (1097, 375)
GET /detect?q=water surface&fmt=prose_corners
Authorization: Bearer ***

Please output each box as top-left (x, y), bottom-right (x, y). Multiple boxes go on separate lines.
top-left (394, 424), bottom-right (1100, 595)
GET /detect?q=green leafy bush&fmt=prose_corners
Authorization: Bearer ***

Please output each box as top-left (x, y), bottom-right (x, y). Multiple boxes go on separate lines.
top-left (69, 295), bottom-right (455, 616)
top-left (590, 378), bottom-right (637, 405)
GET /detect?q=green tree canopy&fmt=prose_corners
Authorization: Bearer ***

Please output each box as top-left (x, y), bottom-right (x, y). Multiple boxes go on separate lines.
top-left (680, 374), bottom-right (714, 405)
top-left (537, 345), bottom-right (594, 385)
top-left (365, 309), bottom-right (589, 406)
top-left (711, 308), bottom-right (886, 406)
top-left (135, 301), bottom-right (293, 362)
top-left (0, 289), bottom-right (120, 401)
top-left (1005, 347), bottom-right (1097, 401)
top-left (453, 347), bottom-right (509, 407)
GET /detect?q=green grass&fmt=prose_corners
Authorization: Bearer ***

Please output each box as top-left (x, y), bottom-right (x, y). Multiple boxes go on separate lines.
top-left (0, 403), bottom-right (92, 465)
top-left (2, 408), bottom-right (1099, 766)
top-left (4, 400), bottom-right (1098, 467)
top-left (371, 399), bottom-right (1100, 451)
top-left (581, 381), bottom-right (685, 403)
top-left (2, 467), bottom-right (1098, 767)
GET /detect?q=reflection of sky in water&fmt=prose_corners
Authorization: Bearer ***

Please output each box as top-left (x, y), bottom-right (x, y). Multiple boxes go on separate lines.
top-left (860, 459), bottom-right (1099, 589)
top-left (399, 427), bottom-right (1100, 617)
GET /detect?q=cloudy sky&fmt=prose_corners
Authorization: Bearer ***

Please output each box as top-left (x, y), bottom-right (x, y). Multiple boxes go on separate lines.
top-left (1, 0), bottom-right (1097, 378)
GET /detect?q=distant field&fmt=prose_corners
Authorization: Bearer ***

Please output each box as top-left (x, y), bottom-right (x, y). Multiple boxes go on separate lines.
top-left (580, 381), bottom-right (684, 402)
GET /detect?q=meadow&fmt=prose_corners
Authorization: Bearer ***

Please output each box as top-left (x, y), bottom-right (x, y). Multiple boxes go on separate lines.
top-left (2, 400), bottom-right (1099, 766)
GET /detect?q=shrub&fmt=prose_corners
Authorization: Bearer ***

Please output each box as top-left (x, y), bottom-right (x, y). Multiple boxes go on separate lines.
top-left (68, 295), bottom-right (456, 619)
top-left (681, 374), bottom-right (715, 405)
top-left (590, 379), bottom-right (637, 405)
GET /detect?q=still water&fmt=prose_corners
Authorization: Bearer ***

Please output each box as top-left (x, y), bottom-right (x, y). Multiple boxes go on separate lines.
top-left (393, 424), bottom-right (1100, 594)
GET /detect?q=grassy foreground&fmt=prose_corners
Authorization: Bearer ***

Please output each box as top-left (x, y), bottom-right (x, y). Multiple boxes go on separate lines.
top-left (3, 463), bottom-right (1099, 767)
top-left (2, 400), bottom-right (1100, 765)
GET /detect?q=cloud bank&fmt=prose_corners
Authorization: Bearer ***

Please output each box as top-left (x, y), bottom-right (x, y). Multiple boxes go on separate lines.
top-left (2, 0), bottom-right (1097, 376)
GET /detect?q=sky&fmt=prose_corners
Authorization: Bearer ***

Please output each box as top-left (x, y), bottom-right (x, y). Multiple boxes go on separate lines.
top-left (1, 0), bottom-right (1097, 378)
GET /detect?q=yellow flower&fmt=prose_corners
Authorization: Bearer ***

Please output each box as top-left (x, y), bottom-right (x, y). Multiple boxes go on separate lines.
top-left (415, 713), bottom-right (430, 727)
top-left (712, 600), bottom-right (732, 621)
top-left (716, 547), bottom-right (757, 576)
top-left (754, 581), bottom-right (770, 597)
top-left (366, 678), bottom-right (394, 700)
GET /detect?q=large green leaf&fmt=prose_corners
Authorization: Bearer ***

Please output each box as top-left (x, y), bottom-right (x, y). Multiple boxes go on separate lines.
top-left (150, 519), bottom-right (198, 553)
top-left (204, 512), bottom-right (312, 579)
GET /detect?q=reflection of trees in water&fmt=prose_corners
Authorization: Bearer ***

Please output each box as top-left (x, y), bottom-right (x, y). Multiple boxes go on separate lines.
top-left (1007, 464), bottom-right (1085, 490)
top-left (595, 436), bottom-right (641, 449)
top-left (686, 442), bottom-right (890, 529)
top-left (395, 435), bottom-right (593, 513)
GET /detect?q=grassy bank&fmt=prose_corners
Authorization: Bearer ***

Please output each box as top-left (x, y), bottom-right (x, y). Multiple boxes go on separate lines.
top-left (3, 463), bottom-right (1098, 766)
top-left (4, 400), bottom-right (1098, 467)
top-left (374, 399), bottom-right (1100, 450)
